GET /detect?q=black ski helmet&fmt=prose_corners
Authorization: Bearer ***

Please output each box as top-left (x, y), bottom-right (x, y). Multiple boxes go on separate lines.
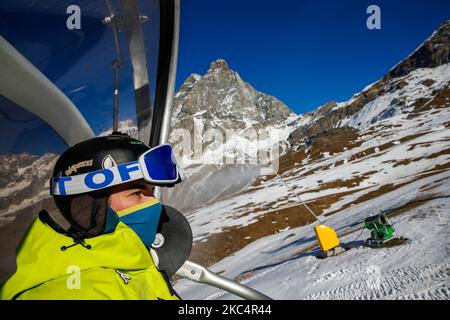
top-left (48, 132), bottom-right (153, 239)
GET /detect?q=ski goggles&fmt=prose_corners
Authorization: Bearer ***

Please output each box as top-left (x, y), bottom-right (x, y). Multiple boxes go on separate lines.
top-left (50, 144), bottom-right (179, 196)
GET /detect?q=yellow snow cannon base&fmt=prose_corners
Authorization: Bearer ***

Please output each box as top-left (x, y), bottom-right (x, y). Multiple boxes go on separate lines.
top-left (314, 224), bottom-right (340, 252)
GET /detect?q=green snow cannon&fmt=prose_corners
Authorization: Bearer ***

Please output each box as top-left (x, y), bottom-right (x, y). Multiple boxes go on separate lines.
top-left (364, 213), bottom-right (395, 247)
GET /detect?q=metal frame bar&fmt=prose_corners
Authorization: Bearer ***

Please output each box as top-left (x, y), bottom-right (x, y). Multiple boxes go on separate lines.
top-left (149, 0), bottom-right (179, 148)
top-left (119, 0), bottom-right (153, 142)
top-left (153, 0), bottom-right (179, 201)
top-left (158, 0), bottom-right (179, 146)
top-left (0, 35), bottom-right (95, 146)
top-left (104, 0), bottom-right (124, 133)
top-left (176, 261), bottom-right (272, 300)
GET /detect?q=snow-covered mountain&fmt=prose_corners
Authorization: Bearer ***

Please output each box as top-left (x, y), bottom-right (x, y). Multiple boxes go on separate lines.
top-left (164, 21), bottom-right (450, 217)
top-left (99, 119), bottom-right (139, 139)
top-left (0, 152), bottom-right (59, 282)
top-left (173, 20), bottom-right (450, 299)
top-left (162, 60), bottom-right (299, 212)
top-left (171, 59), bottom-right (294, 133)
top-left (0, 153), bottom-right (57, 227)
top-left (168, 59), bottom-right (297, 174)
top-left (288, 19), bottom-right (450, 144)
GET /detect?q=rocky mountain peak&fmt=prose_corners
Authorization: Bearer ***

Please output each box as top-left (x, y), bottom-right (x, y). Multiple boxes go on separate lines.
top-left (316, 100), bottom-right (338, 115)
top-left (386, 19), bottom-right (450, 80)
top-left (208, 59), bottom-right (230, 73)
top-left (171, 59), bottom-right (295, 138)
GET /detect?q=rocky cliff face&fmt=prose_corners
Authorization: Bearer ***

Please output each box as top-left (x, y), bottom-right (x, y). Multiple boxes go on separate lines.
top-left (170, 59), bottom-right (294, 145)
top-left (386, 20), bottom-right (450, 80)
top-left (0, 153), bottom-right (57, 218)
top-left (163, 60), bottom-right (296, 212)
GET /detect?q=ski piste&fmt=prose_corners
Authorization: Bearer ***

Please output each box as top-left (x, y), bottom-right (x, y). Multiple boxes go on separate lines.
top-left (0, 0), bottom-right (271, 300)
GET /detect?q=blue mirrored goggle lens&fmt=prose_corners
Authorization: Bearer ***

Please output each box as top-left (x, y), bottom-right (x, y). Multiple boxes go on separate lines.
top-left (143, 145), bottom-right (178, 181)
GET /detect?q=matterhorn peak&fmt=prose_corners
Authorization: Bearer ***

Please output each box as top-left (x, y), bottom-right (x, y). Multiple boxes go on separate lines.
top-left (171, 57), bottom-right (294, 134)
top-left (208, 59), bottom-right (230, 73)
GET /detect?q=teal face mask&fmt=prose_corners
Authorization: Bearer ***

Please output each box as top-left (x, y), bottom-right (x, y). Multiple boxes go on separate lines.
top-left (114, 199), bottom-right (162, 247)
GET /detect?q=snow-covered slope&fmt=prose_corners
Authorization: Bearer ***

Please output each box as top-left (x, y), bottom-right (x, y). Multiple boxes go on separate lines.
top-left (339, 64), bottom-right (450, 130)
top-left (175, 171), bottom-right (450, 299)
top-left (180, 91), bottom-right (450, 260)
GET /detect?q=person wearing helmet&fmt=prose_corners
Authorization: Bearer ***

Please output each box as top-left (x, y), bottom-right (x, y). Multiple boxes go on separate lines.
top-left (0, 133), bottom-right (182, 300)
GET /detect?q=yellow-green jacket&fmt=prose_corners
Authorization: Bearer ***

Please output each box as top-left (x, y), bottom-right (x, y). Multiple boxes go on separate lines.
top-left (0, 216), bottom-right (179, 300)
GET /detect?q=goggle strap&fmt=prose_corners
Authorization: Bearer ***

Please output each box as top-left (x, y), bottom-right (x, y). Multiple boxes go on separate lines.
top-left (50, 161), bottom-right (143, 196)
top-left (50, 144), bottom-right (179, 196)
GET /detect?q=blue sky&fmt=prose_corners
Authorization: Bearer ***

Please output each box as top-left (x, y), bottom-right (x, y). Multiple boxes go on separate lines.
top-left (176, 0), bottom-right (450, 114)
